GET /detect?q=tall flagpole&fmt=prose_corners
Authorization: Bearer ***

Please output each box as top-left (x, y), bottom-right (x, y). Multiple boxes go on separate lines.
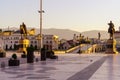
top-left (39, 0), bottom-right (46, 61)
top-left (39, 0), bottom-right (44, 53)
top-left (40, 0), bottom-right (42, 51)
top-left (38, 0), bottom-right (44, 57)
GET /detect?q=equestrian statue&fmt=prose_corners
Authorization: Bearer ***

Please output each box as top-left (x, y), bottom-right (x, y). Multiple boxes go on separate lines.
top-left (108, 21), bottom-right (115, 39)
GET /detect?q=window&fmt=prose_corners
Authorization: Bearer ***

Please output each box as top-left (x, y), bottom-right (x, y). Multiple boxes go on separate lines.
top-left (31, 41), bottom-right (33, 43)
top-left (34, 41), bottom-right (37, 44)
top-left (50, 41), bottom-right (52, 43)
top-left (15, 41), bottom-right (18, 43)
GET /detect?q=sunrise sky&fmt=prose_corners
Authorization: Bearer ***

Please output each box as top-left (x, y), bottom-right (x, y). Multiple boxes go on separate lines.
top-left (0, 0), bottom-right (120, 32)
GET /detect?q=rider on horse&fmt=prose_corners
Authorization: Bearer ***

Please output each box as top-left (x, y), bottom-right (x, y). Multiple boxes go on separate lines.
top-left (108, 21), bottom-right (115, 39)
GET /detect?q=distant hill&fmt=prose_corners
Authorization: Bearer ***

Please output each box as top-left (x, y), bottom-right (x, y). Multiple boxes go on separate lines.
top-left (36, 28), bottom-right (109, 40)
top-left (38, 28), bottom-right (80, 40)
top-left (81, 30), bottom-right (109, 39)
top-left (2, 27), bottom-right (109, 40)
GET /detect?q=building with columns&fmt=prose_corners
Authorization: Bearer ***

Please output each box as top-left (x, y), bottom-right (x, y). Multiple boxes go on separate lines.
top-left (0, 30), bottom-right (59, 51)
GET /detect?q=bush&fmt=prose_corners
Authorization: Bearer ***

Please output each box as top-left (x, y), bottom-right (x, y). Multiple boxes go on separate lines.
top-left (12, 53), bottom-right (17, 60)
top-left (27, 45), bottom-right (35, 52)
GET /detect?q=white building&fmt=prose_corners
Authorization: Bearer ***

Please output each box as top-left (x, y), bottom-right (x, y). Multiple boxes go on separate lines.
top-left (0, 38), bottom-right (4, 49)
top-left (0, 30), bottom-right (59, 51)
top-left (43, 35), bottom-right (59, 50)
top-left (114, 31), bottom-right (120, 46)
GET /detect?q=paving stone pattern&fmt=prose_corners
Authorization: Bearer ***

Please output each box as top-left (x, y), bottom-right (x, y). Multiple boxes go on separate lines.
top-left (0, 53), bottom-right (115, 80)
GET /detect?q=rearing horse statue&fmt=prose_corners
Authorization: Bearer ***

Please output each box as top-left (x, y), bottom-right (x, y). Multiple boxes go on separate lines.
top-left (20, 22), bottom-right (27, 39)
top-left (108, 21), bottom-right (115, 39)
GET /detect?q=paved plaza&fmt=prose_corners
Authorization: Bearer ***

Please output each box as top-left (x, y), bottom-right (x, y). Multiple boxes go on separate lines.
top-left (0, 52), bottom-right (119, 80)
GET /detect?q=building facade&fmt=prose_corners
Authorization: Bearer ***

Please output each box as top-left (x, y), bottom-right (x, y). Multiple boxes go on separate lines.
top-left (43, 35), bottom-right (59, 50)
top-left (114, 31), bottom-right (120, 48)
top-left (0, 30), bottom-right (59, 51)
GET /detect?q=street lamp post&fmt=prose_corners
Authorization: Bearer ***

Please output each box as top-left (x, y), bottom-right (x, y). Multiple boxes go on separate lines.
top-left (38, 0), bottom-right (46, 61)
top-left (38, 0), bottom-right (44, 53)
top-left (40, 0), bottom-right (42, 53)
top-left (40, 0), bottom-right (42, 52)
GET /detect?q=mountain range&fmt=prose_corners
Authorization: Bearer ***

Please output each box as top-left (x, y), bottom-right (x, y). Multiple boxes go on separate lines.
top-left (2, 27), bottom-right (109, 40)
top-left (31, 28), bottom-right (109, 40)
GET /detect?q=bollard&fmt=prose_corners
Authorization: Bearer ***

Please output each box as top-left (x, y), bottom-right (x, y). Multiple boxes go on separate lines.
top-left (1, 62), bottom-right (5, 68)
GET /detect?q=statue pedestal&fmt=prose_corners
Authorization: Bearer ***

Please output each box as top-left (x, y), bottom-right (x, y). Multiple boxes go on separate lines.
top-left (17, 39), bottom-right (29, 54)
top-left (105, 39), bottom-right (118, 54)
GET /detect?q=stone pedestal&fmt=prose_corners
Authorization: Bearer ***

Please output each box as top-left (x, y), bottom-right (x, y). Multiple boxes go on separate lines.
top-left (106, 39), bottom-right (118, 54)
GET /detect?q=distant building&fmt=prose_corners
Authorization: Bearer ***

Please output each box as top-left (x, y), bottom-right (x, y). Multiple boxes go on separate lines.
top-left (0, 29), bottom-right (59, 51)
top-left (114, 27), bottom-right (120, 51)
top-left (59, 41), bottom-right (71, 50)
top-left (0, 38), bottom-right (4, 49)
top-left (43, 35), bottom-right (59, 50)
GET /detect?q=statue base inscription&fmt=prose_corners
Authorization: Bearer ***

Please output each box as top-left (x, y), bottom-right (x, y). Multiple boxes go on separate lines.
top-left (105, 39), bottom-right (118, 54)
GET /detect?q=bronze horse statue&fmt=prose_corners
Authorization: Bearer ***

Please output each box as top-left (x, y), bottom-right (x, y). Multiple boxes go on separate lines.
top-left (108, 21), bottom-right (115, 39)
top-left (20, 22), bottom-right (27, 39)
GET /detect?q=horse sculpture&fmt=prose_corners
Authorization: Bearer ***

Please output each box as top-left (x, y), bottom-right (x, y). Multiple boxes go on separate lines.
top-left (108, 21), bottom-right (115, 39)
top-left (20, 22), bottom-right (27, 39)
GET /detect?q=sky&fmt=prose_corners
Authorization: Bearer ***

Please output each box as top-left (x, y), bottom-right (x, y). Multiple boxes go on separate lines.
top-left (0, 0), bottom-right (120, 32)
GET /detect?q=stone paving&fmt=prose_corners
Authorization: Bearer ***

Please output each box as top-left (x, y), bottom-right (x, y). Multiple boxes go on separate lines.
top-left (90, 54), bottom-right (120, 80)
top-left (0, 52), bottom-right (119, 80)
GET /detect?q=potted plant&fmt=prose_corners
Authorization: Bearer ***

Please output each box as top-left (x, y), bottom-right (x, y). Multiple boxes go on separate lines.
top-left (27, 45), bottom-right (35, 63)
top-left (8, 53), bottom-right (20, 66)
top-left (41, 47), bottom-right (46, 61)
